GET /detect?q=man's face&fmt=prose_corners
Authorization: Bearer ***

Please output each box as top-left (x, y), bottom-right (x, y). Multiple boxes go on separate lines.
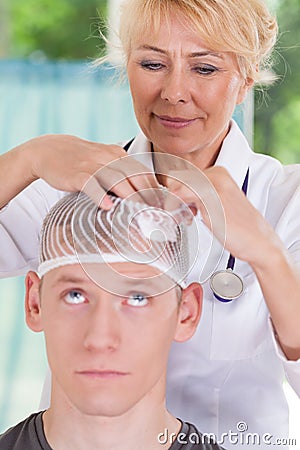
top-left (27, 262), bottom-right (197, 418)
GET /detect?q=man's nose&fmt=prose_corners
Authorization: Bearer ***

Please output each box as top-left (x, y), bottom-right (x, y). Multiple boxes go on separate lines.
top-left (83, 300), bottom-right (121, 352)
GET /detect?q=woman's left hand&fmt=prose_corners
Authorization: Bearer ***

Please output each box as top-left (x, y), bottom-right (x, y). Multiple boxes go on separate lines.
top-left (164, 165), bottom-right (277, 266)
top-left (164, 165), bottom-right (300, 359)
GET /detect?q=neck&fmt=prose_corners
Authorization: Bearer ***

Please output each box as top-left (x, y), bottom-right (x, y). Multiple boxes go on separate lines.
top-left (43, 387), bottom-right (180, 450)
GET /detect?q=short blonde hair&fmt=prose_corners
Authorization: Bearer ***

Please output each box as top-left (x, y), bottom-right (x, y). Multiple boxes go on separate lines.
top-left (118, 0), bottom-right (278, 85)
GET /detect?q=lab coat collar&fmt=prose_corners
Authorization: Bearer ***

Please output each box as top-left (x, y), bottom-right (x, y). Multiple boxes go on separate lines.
top-left (214, 120), bottom-right (253, 188)
top-left (126, 120), bottom-right (253, 189)
top-left (126, 132), bottom-right (154, 170)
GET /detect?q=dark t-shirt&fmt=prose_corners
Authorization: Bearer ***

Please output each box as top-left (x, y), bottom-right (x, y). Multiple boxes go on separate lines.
top-left (0, 412), bottom-right (52, 450)
top-left (0, 412), bottom-right (225, 449)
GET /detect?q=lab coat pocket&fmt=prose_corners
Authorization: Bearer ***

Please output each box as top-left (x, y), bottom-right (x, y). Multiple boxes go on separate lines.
top-left (209, 271), bottom-right (273, 360)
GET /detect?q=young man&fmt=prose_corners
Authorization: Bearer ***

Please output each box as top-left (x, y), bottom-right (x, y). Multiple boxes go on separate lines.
top-left (0, 191), bottom-right (224, 450)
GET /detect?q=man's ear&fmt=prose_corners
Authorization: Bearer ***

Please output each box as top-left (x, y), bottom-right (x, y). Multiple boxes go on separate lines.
top-left (25, 271), bottom-right (43, 333)
top-left (174, 282), bottom-right (202, 343)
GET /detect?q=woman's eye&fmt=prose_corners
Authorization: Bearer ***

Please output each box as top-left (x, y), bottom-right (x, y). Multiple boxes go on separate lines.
top-left (64, 290), bottom-right (87, 305)
top-left (126, 293), bottom-right (149, 307)
top-left (194, 65), bottom-right (218, 75)
top-left (140, 61), bottom-right (164, 71)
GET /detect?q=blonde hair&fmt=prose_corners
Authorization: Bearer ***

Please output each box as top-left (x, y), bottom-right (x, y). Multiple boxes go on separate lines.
top-left (118, 0), bottom-right (278, 85)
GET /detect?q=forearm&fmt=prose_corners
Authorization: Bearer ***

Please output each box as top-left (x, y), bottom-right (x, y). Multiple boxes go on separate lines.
top-left (0, 140), bottom-right (37, 209)
top-left (252, 241), bottom-right (300, 361)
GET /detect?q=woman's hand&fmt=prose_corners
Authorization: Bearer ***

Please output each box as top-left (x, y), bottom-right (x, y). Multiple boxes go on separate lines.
top-left (0, 134), bottom-right (161, 209)
top-left (164, 165), bottom-right (277, 265)
top-left (164, 164), bottom-right (300, 358)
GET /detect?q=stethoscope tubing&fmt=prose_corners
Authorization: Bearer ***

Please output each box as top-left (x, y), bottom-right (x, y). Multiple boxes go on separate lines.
top-left (210, 168), bottom-right (250, 302)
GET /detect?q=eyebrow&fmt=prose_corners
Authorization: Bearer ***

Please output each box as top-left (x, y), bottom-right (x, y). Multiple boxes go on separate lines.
top-left (51, 275), bottom-right (88, 287)
top-left (136, 44), bottom-right (223, 59)
top-left (50, 274), bottom-right (170, 297)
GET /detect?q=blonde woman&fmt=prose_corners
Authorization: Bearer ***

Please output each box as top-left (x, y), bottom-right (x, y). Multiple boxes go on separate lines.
top-left (0, 1), bottom-right (299, 448)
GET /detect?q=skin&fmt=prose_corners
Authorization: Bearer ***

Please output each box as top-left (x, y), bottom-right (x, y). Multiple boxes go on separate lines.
top-left (0, 137), bottom-right (160, 209)
top-left (25, 262), bottom-right (202, 450)
top-left (0, 6), bottom-right (299, 360)
top-left (126, 15), bottom-right (251, 168)
top-left (0, 13), bottom-right (250, 210)
top-left (126, 15), bottom-right (300, 360)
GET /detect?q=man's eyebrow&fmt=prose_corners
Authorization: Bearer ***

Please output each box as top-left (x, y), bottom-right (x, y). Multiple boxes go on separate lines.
top-left (51, 274), bottom-right (167, 295)
top-left (136, 45), bottom-right (223, 59)
top-left (51, 275), bottom-right (87, 286)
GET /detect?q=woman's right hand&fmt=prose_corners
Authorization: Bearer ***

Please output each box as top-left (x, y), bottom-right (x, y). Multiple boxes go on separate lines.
top-left (1, 134), bottom-right (160, 209)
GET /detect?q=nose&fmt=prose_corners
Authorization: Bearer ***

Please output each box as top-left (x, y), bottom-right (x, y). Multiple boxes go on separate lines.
top-left (84, 299), bottom-right (120, 352)
top-left (161, 67), bottom-right (191, 104)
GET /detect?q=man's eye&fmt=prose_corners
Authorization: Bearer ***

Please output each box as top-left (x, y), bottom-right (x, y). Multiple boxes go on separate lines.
top-left (126, 293), bottom-right (149, 307)
top-left (64, 290), bottom-right (87, 305)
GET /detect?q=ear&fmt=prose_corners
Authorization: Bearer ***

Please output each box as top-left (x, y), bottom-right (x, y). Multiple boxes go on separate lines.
top-left (174, 282), bottom-right (202, 343)
top-left (25, 271), bottom-right (43, 333)
top-left (236, 77), bottom-right (254, 105)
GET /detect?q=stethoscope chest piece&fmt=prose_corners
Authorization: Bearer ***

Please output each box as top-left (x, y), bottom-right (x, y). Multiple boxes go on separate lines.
top-left (210, 269), bottom-right (244, 303)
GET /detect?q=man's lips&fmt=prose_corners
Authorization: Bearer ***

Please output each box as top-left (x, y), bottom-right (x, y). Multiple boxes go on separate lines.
top-left (76, 370), bottom-right (130, 379)
top-left (154, 114), bottom-right (198, 129)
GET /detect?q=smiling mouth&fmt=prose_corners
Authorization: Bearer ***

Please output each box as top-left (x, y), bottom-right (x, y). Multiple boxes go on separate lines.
top-left (155, 114), bottom-right (198, 129)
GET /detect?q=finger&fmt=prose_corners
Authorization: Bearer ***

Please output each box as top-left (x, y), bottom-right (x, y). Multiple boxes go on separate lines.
top-left (105, 154), bottom-right (157, 180)
top-left (113, 154), bottom-right (164, 205)
top-left (163, 177), bottom-right (198, 221)
top-left (165, 169), bottom-right (226, 244)
top-left (93, 166), bottom-right (157, 205)
top-left (163, 187), bottom-right (186, 210)
top-left (118, 154), bottom-right (161, 190)
top-left (84, 166), bottom-right (165, 211)
top-left (108, 177), bottom-right (150, 204)
top-left (126, 179), bottom-right (169, 208)
top-left (94, 157), bottom-right (164, 207)
top-left (82, 175), bottom-right (114, 210)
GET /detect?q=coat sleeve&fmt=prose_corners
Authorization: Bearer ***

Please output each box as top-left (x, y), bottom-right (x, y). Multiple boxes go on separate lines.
top-left (269, 172), bottom-right (300, 398)
top-left (268, 318), bottom-right (300, 397)
top-left (0, 180), bottom-right (66, 277)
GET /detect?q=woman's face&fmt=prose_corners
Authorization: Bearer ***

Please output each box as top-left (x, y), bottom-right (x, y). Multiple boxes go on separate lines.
top-left (127, 14), bottom-right (252, 166)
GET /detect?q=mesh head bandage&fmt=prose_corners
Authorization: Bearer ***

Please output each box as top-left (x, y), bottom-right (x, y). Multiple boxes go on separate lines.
top-left (38, 192), bottom-right (199, 288)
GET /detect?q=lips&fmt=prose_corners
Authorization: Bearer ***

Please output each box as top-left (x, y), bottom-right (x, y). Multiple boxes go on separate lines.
top-left (76, 370), bottom-right (130, 379)
top-left (154, 114), bottom-right (198, 129)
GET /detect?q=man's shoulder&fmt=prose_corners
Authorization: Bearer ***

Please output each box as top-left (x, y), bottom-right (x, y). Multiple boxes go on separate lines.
top-left (168, 420), bottom-right (225, 450)
top-left (0, 412), bottom-right (48, 450)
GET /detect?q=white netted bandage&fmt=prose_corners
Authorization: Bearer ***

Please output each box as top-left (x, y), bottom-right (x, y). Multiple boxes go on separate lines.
top-left (38, 191), bottom-right (198, 288)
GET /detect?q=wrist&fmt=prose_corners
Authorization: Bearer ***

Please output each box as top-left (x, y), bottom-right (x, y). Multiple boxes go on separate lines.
top-left (249, 237), bottom-right (288, 275)
top-left (20, 137), bottom-right (42, 183)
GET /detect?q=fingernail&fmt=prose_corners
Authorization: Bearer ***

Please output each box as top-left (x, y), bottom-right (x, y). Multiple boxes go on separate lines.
top-left (100, 196), bottom-right (114, 210)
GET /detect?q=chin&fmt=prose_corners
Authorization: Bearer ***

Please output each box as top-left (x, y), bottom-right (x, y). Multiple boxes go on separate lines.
top-left (151, 133), bottom-right (200, 155)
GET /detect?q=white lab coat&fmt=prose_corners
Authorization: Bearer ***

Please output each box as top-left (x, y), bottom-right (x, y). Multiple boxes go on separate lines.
top-left (0, 121), bottom-right (299, 449)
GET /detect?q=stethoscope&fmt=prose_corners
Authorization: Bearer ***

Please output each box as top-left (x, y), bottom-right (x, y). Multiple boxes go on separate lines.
top-left (209, 168), bottom-right (249, 302)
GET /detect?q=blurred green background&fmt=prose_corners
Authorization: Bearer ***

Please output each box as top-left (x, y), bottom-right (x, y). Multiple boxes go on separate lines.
top-left (0, 0), bottom-right (299, 436)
